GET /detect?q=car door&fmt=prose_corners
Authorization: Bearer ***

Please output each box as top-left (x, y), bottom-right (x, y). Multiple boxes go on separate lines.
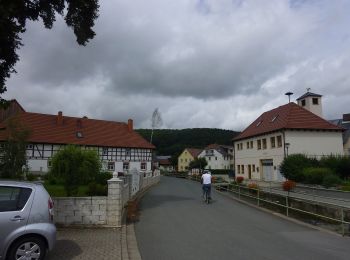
top-left (0, 185), bottom-right (33, 257)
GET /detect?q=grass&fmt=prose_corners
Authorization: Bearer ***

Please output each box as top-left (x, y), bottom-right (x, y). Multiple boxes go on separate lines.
top-left (43, 184), bottom-right (89, 197)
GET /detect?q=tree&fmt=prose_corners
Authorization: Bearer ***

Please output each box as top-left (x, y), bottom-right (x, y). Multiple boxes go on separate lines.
top-left (0, 116), bottom-right (31, 179)
top-left (50, 145), bottom-right (101, 196)
top-left (0, 0), bottom-right (100, 104)
top-left (150, 108), bottom-right (162, 144)
top-left (189, 157), bottom-right (207, 171)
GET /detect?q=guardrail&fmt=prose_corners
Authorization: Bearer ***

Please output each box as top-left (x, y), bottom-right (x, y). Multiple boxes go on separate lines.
top-left (187, 175), bottom-right (350, 236)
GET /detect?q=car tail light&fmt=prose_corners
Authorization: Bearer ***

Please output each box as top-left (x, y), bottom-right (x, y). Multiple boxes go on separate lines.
top-left (48, 198), bottom-right (54, 222)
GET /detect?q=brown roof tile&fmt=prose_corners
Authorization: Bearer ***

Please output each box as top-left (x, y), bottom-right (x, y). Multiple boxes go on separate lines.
top-left (0, 112), bottom-right (155, 149)
top-left (234, 102), bottom-right (343, 141)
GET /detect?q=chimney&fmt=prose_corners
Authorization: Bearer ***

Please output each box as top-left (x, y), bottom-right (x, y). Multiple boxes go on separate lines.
top-left (127, 119), bottom-right (133, 132)
top-left (343, 113), bottom-right (350, 123)
top-left (57, 111), bottom-right (63, 125)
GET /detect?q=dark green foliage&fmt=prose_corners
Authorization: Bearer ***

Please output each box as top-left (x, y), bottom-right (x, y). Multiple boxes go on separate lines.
top-left (87, 182), bottom-right (107, 196)
top-left (0, 116), bottom-right (31, 179)
top-left (26, 173), bottom-right (36, 181)
top-left (303, 168), bottom-right (334, 185)
top-left (189, 157), bottom-right (207, 170)
top-left (0, 0), bottom-right (99, 99)
top-left (50, 145), bottom-right (101, 196)
top-left (136, 128), bottom-right (239, 157)
top-left (319, 155), bottom-right (350, 179)
top-left (95, 171), bottom-right (112, 185)
top-left (322, 174), bottom-right (342, 188)
top-left (210, 169), bottom-right (232, 175)
top-left (280, 154), bottom-right (318, 182)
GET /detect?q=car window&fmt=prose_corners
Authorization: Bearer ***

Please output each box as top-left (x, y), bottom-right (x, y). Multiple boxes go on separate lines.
top-left (0, 186), bottom-right (32, 212)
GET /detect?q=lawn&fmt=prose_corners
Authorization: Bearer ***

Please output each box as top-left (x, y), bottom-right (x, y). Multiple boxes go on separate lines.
top-left (44, 184), bottom-right (89, 197)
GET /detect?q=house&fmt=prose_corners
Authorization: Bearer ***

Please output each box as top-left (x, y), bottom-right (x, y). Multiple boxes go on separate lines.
top-left (0, 100), bottom-right (155, 174)
top-left (198, 144), bottom-right (234, 170)
top-left (177, 148), bottom-right (202, 172)
top-left (329, 113), bottom-right (350, 156)
top-left (154, 156), bottom-right (174, 172)
top-left (233, 92), bottom-right (343, 182)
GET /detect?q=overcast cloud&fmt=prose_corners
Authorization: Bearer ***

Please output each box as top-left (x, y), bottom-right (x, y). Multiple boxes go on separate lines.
top-left (4, 0), bottom-right (350, 131)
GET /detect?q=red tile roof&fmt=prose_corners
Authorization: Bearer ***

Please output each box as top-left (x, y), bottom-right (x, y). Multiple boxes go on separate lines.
top-left (234, 102), bottom-right (343, 141)
top-left (186, 148), bottom-right (202, 158)
top-left (0, 112), bottom-right (155, 149)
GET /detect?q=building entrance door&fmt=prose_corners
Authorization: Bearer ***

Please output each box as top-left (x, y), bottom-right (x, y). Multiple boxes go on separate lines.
top-left (261, 160), bottom-right (273, 181)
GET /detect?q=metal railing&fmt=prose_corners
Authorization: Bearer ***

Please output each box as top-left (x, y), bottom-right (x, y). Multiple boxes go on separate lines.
top-left (187, 175), bottom-right (350, 236)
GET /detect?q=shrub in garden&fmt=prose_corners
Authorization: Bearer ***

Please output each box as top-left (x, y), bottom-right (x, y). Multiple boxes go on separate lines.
top-left (280, 154), bottom-right (318, 182)
top-left (87, 182), bottom-right (107, 196)
top-left (282, 180), bottom-right (296, 191)
top-left (322, 174), bottom-right (342, 188)
top-left (236, 176), bottom-right (244, 184)
top-left (95, 171), bottom-right (113, 185)
top-left (303, 167), bottom-right (334, 185)
top-left (320, 155), bottom-right (350, 179)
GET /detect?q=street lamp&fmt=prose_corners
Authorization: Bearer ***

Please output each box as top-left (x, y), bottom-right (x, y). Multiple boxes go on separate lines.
top-left (285, 143), bottom-right (290, 157)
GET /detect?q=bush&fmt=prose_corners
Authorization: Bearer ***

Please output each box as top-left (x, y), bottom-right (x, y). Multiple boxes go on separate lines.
top-left (322, 174), bottom-right (342, 188)
top-left (26, 173), bottom-right (36, 181)
top-left (236, 176), bottom-right (244, 184)
top-left (320, 155), bottom-right (350, 179)
top-left (280, 154), bottom-right (318, 182)
top-left (303, 167), bottom-right (334, 185)
top-left (95, 171), bottom-right (113, 185)
top-left (282, 180), bottom-right (296, 191)
top-left (210, 169), bottom-right (231, 175)
top-left (87, 182), bottom-right (107, 196)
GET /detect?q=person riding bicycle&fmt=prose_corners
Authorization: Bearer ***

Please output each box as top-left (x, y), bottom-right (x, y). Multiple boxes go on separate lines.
top-left (201, 170), bottom-right (212, 200)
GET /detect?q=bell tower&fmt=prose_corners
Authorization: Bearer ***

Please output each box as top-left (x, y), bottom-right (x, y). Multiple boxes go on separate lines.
top-left (296, 89), bottom-right (323, 118)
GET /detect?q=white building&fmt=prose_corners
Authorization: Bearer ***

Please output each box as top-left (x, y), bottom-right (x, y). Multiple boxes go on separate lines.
top-left (234, 92), bottom-right (343, 182)
top-left (0, 100), bottom-right (155, 174)
top-left (198, 144), bottom-right (234, 170)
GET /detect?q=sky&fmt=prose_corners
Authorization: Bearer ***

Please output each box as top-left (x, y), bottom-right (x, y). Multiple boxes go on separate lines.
top-left (4, 0), bottom-right (350, 131)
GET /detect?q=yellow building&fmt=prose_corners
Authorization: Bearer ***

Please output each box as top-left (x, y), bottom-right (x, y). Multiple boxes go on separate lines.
top-left (178, 148), bottom-right (202, 172)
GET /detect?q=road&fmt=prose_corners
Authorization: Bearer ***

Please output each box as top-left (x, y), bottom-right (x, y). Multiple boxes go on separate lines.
top-left (135, 176), bottom-right (350, 260)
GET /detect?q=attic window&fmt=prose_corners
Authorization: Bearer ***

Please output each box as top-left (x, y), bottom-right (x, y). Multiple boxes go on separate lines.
top-left (76, 131), bottom-right (83, 138)
top-left (271, 115), bottom-right (278, 122)
top-left (256, 121), bottom-right (262, 127)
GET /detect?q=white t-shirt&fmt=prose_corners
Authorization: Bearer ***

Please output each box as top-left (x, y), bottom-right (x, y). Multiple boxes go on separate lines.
top-left (202, 173), bottom-right (212, 185)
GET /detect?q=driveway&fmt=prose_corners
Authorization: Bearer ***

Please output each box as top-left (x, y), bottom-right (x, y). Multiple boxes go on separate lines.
top-left (48, 228), bottom-right (123, 260)
top-left (135, 176), bottom-right (350, 260)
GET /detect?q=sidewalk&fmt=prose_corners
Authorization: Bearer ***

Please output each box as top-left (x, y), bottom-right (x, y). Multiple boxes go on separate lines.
top-left (48, 225), bottom-right (141, 260)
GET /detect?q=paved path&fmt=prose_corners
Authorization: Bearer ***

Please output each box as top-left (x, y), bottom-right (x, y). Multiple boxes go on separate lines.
top-left (135, 176), bottom-right (350, 260)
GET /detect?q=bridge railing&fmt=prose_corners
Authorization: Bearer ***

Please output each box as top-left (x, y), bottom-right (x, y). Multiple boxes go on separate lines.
top-left (187, 175), bottom-right (350, 236)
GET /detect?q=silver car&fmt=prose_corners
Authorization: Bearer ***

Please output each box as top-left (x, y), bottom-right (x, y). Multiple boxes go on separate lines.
top-left (0, 181), bottom-right (56, 260)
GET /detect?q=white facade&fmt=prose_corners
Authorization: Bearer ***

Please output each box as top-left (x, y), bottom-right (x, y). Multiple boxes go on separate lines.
top-left (198, 147), bottom-right (234, 170)
top-left (25, 143), bottom-right (153, 174)
top-left (235, 130), bottom-right (344, 182)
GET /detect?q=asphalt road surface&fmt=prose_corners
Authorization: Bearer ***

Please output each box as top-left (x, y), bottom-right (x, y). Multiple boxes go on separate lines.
top-left (135, 176), bottom-right (350, 260)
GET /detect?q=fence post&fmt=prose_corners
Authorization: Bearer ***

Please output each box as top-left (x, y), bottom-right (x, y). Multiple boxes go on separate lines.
top-left (107, 172), bottom-right (123, 227)
top-left (286, 192), bottom-right (289, 217)
top-left (341, 208), bottom-right (345, 236)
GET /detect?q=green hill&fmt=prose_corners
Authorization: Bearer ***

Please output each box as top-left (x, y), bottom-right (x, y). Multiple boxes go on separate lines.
top-left (136, 128), bottom-right (240, 158)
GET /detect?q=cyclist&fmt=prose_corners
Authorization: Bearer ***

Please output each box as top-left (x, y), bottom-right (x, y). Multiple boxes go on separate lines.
top-left (201, 170), bottom-right (212, 201)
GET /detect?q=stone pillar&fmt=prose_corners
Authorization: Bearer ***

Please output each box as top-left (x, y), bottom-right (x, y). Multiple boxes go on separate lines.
top-left (125, 173), bottom-right (132, 200)
top-left (107, 171), bottom-right (123, 227)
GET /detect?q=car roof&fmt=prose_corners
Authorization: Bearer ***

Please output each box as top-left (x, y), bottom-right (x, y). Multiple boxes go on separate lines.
top-left (0, 180), bottom-right (43, 188)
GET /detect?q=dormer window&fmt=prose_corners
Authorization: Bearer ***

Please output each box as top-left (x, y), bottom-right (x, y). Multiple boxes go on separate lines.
top-left (271, 115), bottom-right (278, 122)
top-left (76, 132), bottom-right (83, 138)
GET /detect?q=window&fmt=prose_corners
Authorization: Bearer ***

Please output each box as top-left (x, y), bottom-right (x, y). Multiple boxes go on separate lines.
top-left (26, 144), bottom-right (33, 149)
top-left (270, 137), bottom-right (276, 148)
top-left (125, 148), bottom-right (131, 156)
top-left (241, 165), bottom-right (245, 174)
top-left (256, 121), bottom-right (262, 127)
top-left (250, 141), bottom-right (253, 149)
top-left (246, 142), bottom-right (250, 149)
top-left (252, 165), bottom-right (256, 172)
top-left (301, 99), bottom-right (306, 106)
top-left (257, 140), bottom-right (261, 150)
top-left (237, 144), bottom-right (240, 150)
top-left (108, 162), bottom-right (115, 171)
top-left (102, 148), bottom-right (108, 155)
top-left (277, 136), bottom-right (282, 147)
top-left (76, 132), bottom-right (83, 138)
top-left (0, 186), bottom-right (32, 212)
top-left (180, 159), bottom-right (183, 162)
top-left (215, 157), bottom-right (217, 160)
top-left (262, 139), bottom-right (267, 149)
top-left (141, 162), bottom-right (147, 171)
top-left (312, 98), bottom-right (318, 105)
top-left (123, 162), bottom-right (129, 171)
top-left (271, 115), bottom-right (278, 122)
top-left (237, 165), bottom-right (241, 174)
top-left (47, 159), bottom-right (52, 168)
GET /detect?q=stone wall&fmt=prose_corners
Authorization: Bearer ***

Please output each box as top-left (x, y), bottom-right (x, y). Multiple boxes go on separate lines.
top-left (53, 171), bottom-right (159, 227)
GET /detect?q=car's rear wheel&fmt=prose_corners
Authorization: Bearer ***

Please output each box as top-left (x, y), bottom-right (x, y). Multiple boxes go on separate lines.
top-left (8, 236), bottom-right (46, 260)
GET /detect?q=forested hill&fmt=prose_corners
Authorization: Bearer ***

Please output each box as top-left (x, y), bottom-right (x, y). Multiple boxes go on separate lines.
top-left (136, 128), bottom-right (240, 157)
